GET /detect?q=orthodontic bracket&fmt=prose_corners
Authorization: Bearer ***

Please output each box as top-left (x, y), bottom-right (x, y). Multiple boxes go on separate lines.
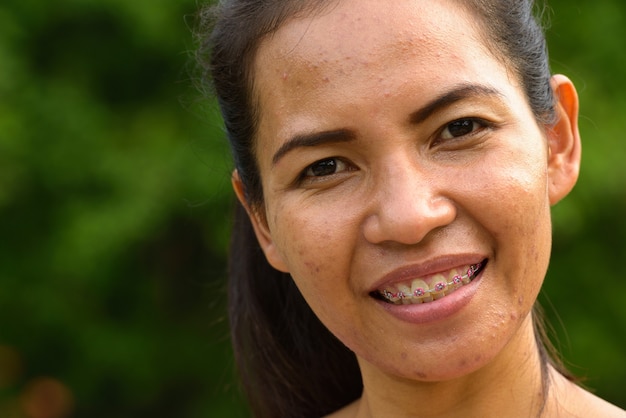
top-left (380, 263), bottom-right (483, 302)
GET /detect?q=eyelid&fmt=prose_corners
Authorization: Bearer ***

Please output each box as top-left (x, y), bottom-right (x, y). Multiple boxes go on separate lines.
top-left (304, 157), bottom-right (345, 176)
top-left (296, 156), bottom-right (355, 186)
top-left (432, 117), bottom-right (494, 147)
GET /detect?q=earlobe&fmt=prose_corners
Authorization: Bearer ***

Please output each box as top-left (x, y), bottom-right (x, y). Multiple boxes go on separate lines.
top-left (547, 74), bottom-right (582, 205)
top-left (231, 170), bottom-right (290, 272)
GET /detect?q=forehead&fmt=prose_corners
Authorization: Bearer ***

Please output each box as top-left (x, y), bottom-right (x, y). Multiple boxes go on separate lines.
top-left (254, 0), bottom-right (486, 86)
top-left (252, 0), bottom-right (506, 150)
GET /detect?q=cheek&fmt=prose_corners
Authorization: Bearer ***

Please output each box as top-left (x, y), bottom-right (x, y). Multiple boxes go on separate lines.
top-left (270, 203), bottom-right (355, 293)
top-left (470, 144), bottom-right (550, 235)
top-left (272, 208), bottom-right (372, 348)
top-left (465, 147), bottom-right (552, 293)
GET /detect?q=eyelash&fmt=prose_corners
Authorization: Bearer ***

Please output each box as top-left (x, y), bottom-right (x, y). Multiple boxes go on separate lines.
top-left (433, 117), bottom-right (491, 147)
top-left (296, 117), bottom-right (492, 182)
top-left (300, 157), bottom-right (351, 181)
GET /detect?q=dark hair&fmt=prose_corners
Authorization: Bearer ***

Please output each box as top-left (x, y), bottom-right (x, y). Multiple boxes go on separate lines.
top-left (196, 1), bottom-right (572, 417)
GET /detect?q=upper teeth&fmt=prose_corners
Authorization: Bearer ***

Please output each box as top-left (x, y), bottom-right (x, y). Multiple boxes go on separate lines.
top-left (378, 262), bottom-right (483, 305)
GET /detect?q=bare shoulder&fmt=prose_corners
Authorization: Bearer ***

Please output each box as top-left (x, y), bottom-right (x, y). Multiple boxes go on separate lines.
top-left (552, 373), bottom-right (626, 417)
top-left (324, 399), bottom-right (360, 418)
top-left (569, 386), bottom-right (626, 417)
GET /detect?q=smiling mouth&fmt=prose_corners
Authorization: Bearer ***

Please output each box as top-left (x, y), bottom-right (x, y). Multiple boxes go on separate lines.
top-left (373, 260), bottom-right (487, 305)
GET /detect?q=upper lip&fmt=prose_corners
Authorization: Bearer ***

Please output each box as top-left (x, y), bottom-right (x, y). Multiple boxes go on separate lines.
top-left (367, 253), bottom-right (487, 293)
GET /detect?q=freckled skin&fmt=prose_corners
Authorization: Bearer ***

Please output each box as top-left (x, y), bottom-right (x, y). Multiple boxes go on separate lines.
top-left (234, 0), bottom-right (619, 416)
top-left (254, 0), bottom-right (550, 382)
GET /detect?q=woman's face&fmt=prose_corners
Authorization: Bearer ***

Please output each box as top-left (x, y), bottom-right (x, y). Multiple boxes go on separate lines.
top-left (242, 0), bottom-right (579, 381)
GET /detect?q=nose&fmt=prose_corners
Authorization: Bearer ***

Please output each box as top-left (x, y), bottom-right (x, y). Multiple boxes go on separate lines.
top-left (362, 156), bottom-right (456, 245)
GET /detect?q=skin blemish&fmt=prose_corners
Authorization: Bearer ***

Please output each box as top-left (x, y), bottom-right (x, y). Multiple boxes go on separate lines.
top-left (304, 261), bottom-right (320, 274)
top-left (251, 0), bottom-right (571, 393)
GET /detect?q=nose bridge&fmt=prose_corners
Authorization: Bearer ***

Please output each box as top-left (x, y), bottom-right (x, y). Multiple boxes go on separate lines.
top-left (363, 152), bottom-right (455, 245)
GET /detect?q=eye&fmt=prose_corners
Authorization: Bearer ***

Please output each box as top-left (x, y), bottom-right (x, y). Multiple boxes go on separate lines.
top-left (440, 118), bottom-right (485, 140)
top-left (303, 158), bottom-right (348, 177)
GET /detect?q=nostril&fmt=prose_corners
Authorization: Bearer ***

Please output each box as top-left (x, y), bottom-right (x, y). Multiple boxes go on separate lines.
top-left (362, 197), bottom-right (456, 246)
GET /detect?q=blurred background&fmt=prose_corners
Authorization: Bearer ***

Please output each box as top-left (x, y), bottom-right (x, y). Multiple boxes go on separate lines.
top-left (0, 0), bottom-right (624, 417)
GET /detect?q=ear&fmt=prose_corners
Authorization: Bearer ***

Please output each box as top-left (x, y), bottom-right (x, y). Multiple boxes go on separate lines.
top-left (231, 170), bottom-right (289, 272)
top-left (547, 74), bottom-right (582, 205)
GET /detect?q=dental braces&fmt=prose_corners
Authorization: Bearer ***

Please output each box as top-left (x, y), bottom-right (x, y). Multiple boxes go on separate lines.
top-left (380, 262), bottom-right (483, 302)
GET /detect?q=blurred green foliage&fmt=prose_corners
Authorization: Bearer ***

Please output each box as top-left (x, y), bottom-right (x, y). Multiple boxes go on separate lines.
top-left (0, 0), bottom-right (624, 416)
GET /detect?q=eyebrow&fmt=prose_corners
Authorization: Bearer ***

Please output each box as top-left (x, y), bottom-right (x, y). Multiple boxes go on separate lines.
top-left (409, 83), bottom-right (504, 125)
top-left (272, 129), bottom-right (356, 166)
top-left (271, 83), bottom-right (504, 166)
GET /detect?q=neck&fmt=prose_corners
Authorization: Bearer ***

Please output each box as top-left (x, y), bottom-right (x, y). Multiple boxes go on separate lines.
top-left (353, 314), bottom-right (548, 418)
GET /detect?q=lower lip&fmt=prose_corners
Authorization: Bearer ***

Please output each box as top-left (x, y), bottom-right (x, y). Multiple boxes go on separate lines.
top-left (375, 269), bottom-right (485, 325)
